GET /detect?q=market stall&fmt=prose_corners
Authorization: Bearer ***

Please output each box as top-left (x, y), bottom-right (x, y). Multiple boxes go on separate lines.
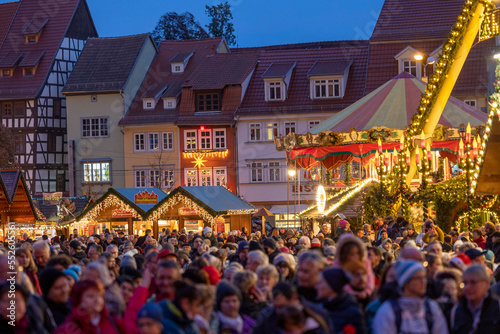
top-left (0, 169), bottom-right (41, 241)
top-left (74, 188), bottom-right (167, 237)
top-left (147, 186), bottom-right (256, 234)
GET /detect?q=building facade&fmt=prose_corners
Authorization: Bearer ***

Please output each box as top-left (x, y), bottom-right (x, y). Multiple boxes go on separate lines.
top-left (0, 0), bottom-right (97, 196)
top-left (63, 34), bottom-right (157, 197)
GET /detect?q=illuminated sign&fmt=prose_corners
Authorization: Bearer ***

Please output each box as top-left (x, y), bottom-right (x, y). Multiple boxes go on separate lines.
top-left (179, 207), bottom-right (200, 216)
top-left (317, 185), bottom-right (326, 215)
top-left (112, 210), bottom-right (134, 218)
top-left (134, 190), bottom-right (158, 204)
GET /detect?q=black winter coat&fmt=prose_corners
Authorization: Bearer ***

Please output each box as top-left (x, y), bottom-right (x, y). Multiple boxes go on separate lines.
top-left (321, 292), bottom-right (366, 334)
top-left (451, 294), bottom-right (500, 334)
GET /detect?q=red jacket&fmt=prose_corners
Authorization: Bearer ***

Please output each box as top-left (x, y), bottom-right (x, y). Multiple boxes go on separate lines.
top-left (474, 237), bottom-right (487, 250)
top-left (55, 286), bottom-right (149, 334)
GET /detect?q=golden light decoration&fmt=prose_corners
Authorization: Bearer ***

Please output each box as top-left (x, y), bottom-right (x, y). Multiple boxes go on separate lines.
top-left (316, 185), bottom-right (327, 215)
top-left (323, 178), bottom-right (378, 216)
top-left (183, 149), bottom-right (229, 159)
top-left (78, 194), bottom-right (142, 222)
top-left (191, 156), bottom-right (208, 169)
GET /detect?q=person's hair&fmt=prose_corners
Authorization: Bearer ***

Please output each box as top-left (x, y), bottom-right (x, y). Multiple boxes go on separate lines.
top-left (197, 284), bottom-right (216, 305)
top-left (323, 238), bottom-right (335, 247)
top-left (472, 228), bottom-right (482, 237)
top-left (485, 222), bottom-right (495, 233)
top-left (158, 260), bottom-right (181, 272)
top-left (231, 270), bottom-right (257, 295)
top-left (89, 244), bottom-right (103, 255)
top-left (368, 247), bottom-right (382, 257)
top-left (106, 244), bottom-right (118, 252)
top-left (426, 240), bottom-right (442, 251)
top-left (298, 251), bottom-right (326, 269)
top-left (272, 282), bottom-right (297, 300)
top-left (98, 252), bottom-right (114, 263)
top-left (86, 261), bottom-right (113, 287)
top-left (32, 241), bottom-right (50, 254)
top-left (46, 254), bottom-right (72, 269)
top-left (444, 235), bottom-right (452, 244)
top-left (70, 280), bottom-right (104, 307)
top-left (201, 253), bottom-right (222, 271)
top-left (256, 265), bottom-right (279, 283)
top-left (15, 248), bottom-right (36, 273)
top-left (173, 280), bottom-right (200, 303)
top-left (450, 230), bottom-right (459, 237)
top-left (277, 306), bottom-right (305, 330)
top-left (458, 242), bottom-right (475, 254)
top-left (222, 262), bottom-right (244, 279)
top-left (298, 236), bottom-right (311, 247)
top-left (182, 268), bottom-right (210, 284)
top-left (463, 265), bottom-right (490, 283)
top-left (425, 253), bottom-right (440, 268)
top-left (0, 282), bottom-right (28, 302)
top-left (246, 250), bottom-right (269, 266)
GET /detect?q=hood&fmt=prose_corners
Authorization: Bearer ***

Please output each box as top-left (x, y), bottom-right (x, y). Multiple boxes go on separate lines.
top-left (335, 234), bottom-right (367, 261)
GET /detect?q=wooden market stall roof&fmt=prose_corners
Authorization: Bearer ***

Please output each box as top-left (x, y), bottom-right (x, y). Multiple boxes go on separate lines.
top-left (0, 169), bottom-right (40, 223)
top-left (147, 186), bottom-right (257, 223)
top-left (476, 113), bottom-right (500, 195)
top-left (76, 188), bottom-right (168, 222)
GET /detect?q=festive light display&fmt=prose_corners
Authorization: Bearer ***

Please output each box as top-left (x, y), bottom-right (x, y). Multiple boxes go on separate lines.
top-left (183, 149), bottom-right (229, 159)
top-left (323, 178), bottom-right (377, 216)
top-left (78, 194), bottom-right (144, 222)
top-left (191, 156), bottom-right (208, 169)
top-left (317, 185), bottom-right (327, 214)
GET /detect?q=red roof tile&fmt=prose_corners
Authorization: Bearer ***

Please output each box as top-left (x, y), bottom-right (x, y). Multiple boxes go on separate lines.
top-left (370, 0), bottom-right (466, 42)
top-left (19, 49), bottom-right (45, 67)
top-left (170, 51), bottom-right (193, 63)
top-left (236, 42), bottom-right (369, 116)
top-left (0, 52), bottom-right (23, 68)
top-left (22, 18), bottom-right (49, 35)
top-left (0, 0), bottom-right (89, 100)
top-left (120, 37), bottom-right (224, 126)
top-left (307, 60), bottom-right (353, 76)
top-left (0, 1), bottom-right (19, 48)
top-left (261, 62), bottom-right (296, 78)
top-left (183, 52), bottom-right (259, 90)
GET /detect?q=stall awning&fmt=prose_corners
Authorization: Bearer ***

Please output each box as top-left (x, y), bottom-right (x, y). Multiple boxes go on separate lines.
top-left (289, 140), bottom-right (462, 170)
top-left (269, 204), bottom-right (309, 214)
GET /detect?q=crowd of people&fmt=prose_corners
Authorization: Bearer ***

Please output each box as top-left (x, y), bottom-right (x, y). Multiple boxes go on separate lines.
top-left (2, 216), bottom-right (500, 334)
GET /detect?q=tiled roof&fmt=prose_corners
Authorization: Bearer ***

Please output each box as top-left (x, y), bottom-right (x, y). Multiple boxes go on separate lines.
top-left (0, 0), bottom-right (91, 100)
top-left (34, 196), bottom-right (91, 222)
top-left (307, 60), bottom-right (353, 76)
top-left (22, 18), bottom-right (49, 35)
top-left (0, 52), bottom-right (23, 68)
top-left (0, 1), bottom-right (19, 48)
top-left (234, 40), bottom-right (369, 51)
top-left (0, 169), bottom-right (20, 201)
top-left (63, 34), bottom-right (151, 93)
top-left (261, 62), bottom-right (296, 78)
top-left (170, 51), bottom-right (193, 63)
top-left (140, 83), bottom-right (169, 99)
top-left (236, 42), bottom-right (369, 116)
top-left (183, 52), bottom-right (259, 90)
top-left (120, 37), bottom-right (224, 126)
top-left (370, 0), bottom-right (466, 42)
top-left (19, 49), bottom-right (45, 67)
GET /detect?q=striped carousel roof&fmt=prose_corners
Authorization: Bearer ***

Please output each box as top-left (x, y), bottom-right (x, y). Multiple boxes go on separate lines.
top-left (310, 72), bottom-right (488, 134)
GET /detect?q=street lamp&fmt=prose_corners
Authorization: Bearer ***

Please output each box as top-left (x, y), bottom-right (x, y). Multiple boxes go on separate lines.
top-left (414, 54), bottom-right (435, 80)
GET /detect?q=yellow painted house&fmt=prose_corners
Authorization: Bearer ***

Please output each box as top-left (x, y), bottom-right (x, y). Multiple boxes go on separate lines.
top-left (63, 34), bottom-right (157, 197)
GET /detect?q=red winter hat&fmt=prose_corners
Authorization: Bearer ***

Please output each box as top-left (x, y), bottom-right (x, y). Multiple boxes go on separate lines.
top-left (202, 266), bottom-right (221, 285)
top-left (339, 220), bottom-right (348, 228)
top-left (279, 247), bottom-right (290, 254)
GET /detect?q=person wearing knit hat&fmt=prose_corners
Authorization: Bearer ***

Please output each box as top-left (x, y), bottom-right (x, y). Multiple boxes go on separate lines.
top-left (311, 238), bottom-right (321, 248)
top-left (63, 268), bottom-right (79, 288)
top-left (274, 253), bottom-right (296, 283)
top-left (315, 268), bottom-right (366, 334)
top-left (38, 267), bottom-right (71, 326)
top-left (343, 260), bottom-right (369, 305)
top-left (449, 253), bottom-right (472, 272)
top-left (137, 303), bottom-right (163, 334)
top-left (336, 219), bottom-right (351, 237)
top-left (203, 226), bottom-right (217, 247)
top-left (263, 237), bottom-right (281, 263)
top-left (373, 260), bottom-right (448, 334)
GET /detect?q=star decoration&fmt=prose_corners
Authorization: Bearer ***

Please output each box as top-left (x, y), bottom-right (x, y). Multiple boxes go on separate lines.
top-left (192, 156), bottom-right (207, 169)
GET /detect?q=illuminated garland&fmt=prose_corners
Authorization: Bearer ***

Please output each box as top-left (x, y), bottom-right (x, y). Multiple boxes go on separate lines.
top-left (148, 193), bottom-right (217, 226)
top-left (456, 209), bottom-right (499, 228)
top-left (77, 194), bottom-right (143, 222)
top-left (323, 178), bottom-right (377, 216)
top-left (183, 149), bottom-right (229, 159)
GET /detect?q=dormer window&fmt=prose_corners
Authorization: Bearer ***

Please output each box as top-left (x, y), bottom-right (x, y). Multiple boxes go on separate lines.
top-left (394, 46), bottom-right (423, 79)
top-left (143, 99), bottom-right (155, 110)
top-left (22, 67), bottom-right (35, 76)
top-left (307, 60), bottom-right (352, 100)
top-left (261, 62), bottom-right (296, 102)
top-left (197, 93), bottom-right (220, 112)
top-left (163, 98), bottom-right (176, 109)
top-left (22, 18), bottom-right (49, 45)
top-left (0, 68), bottom-right (12, 77)
top-left (170, 51), bottom-right (194, 74)
top-left (25, 34), bottom-right (38, 44)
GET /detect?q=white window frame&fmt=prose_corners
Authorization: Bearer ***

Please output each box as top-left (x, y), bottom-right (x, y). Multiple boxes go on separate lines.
top-left (268, 162), bottom-right (281, 182)
top-left (266, 122), bottom-right (279, 141)
top-left (284, 122), bottom-right (296, 135)
top-left (251, 162), bottom-right (263, 183)
top-left (81, 117), bottom-right (109, 138)
top-left (185, 130), bottom-right (197, 150)
top-left (83, 161), bottom-right (111, 183)
top-left (149, 169), bottom-right (161, 187)
top-left (135, 170), bottom-right (146, 188)
top-left (162, 132), bottom-right (174, 151)
top-left (464, 99), bottom-right (477, 108)
top-left (401, 60), bottom-right (418, 77)
top-left (163, 98), bottom-right (177, 109)
top-left (199, 129), bottom-right (212, 150)
top-left (214, 128), bottom-right (226, 149)
top-left (214, 167), bottom-right (227, 186)
top-left (149, 132), bottom-right (160, 151)
top-left (200, 168), bottom-right (213, 186)
top-left (311, 77), bottom-right (342, 99)
top-left (265, 80), bottom-right (284, 101)
top-left (164, 169), bottom-right (174, 188)
top-left (171, 63), bottom-right (184, 73)
top-left (308, 120), bottom-right (320, 129)
top-left (185, 168), bottom-right (198, 186)
top-left (143, 99), bottom-right (155, 110)
top-left (134, 133), bottom-right (146, 152)
top-left (249, 123), bottom-right (262, 142)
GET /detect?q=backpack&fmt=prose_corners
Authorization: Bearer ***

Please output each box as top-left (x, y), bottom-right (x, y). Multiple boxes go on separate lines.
top-left (389, 298), bottom-right (434, 333)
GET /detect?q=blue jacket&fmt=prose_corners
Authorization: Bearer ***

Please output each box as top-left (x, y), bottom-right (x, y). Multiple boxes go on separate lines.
top-left (158, 300), bottom-right (198, 334)
top-left (320, 292), bottom-right (366, 334)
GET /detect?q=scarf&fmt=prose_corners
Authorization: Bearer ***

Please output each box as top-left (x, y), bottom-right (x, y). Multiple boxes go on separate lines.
top-left (217, 311), bottom-right (243, 333)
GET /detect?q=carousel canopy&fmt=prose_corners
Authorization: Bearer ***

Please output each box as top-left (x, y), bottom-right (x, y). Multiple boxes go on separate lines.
top-left (310, 72), bottom-right (487, 134)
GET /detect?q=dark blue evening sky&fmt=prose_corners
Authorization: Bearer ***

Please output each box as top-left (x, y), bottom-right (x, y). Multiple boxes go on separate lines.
top-left (2, 0), bottom-right (386, 47)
